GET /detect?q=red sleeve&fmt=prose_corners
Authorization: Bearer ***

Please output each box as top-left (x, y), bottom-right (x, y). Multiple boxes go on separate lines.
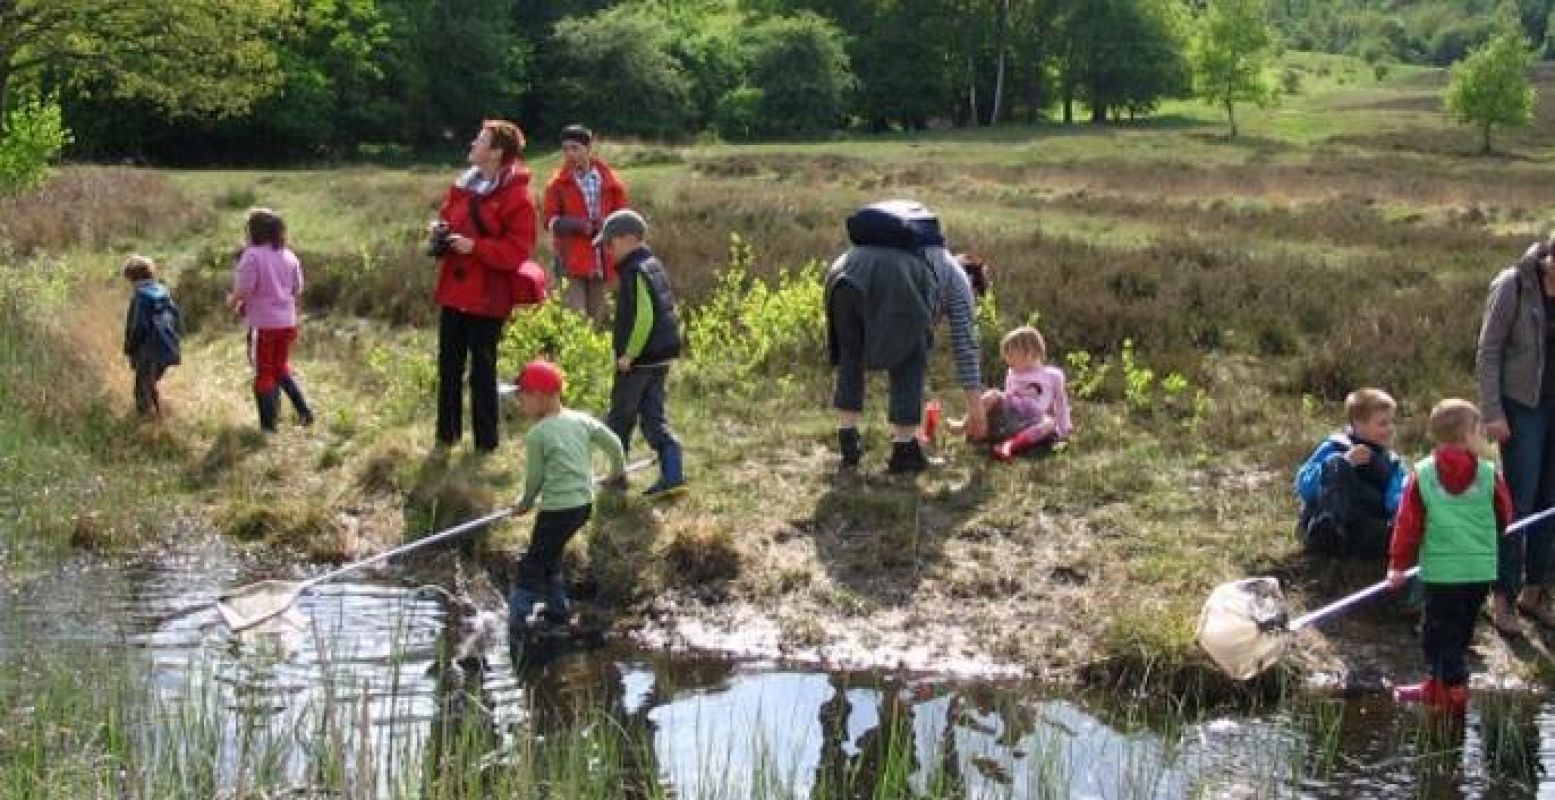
top-left (1389, 477), bottom-right (1425, 571)
top-left (542, 178), bottom-right (562, 226)
top-left (605, 179), bottom-right (628, 215)
top-left (473, 189), bottom-right (537, 272)
top-left (1494, 474), bottom-right (1516, 532)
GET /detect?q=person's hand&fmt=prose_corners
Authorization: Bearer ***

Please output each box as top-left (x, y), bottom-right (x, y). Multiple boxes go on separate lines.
top-left (1486, 419), bottom-right (1512, 443)
top-left (616, 356), bottom-right (632, 373)
top-left (962, 390), bottom-right (989, 441)
top-left (1387, 568), bottom-right (1407, 591)
top-left (1344, 444), bottom-right (1372, 466)
top-left (512, 501), bottom-right (532, 516)
top-left (553, 216), bottom-right (590, 236)
top-left (449, 234), bottom-right (476, 255)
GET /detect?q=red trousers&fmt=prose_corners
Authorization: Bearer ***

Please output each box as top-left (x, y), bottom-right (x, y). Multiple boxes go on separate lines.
top-left (248, 327), bottom-right (297, 394)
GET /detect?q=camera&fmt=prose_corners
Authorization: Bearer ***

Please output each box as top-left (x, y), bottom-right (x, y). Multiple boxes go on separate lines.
top-left (426, 221), bottom-right (452, 258)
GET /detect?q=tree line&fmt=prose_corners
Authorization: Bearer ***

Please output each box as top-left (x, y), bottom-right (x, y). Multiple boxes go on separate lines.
top-left (0, 0), bottom-right (1540, 171)
top-left (0, 0), bottom-right (1281, 165)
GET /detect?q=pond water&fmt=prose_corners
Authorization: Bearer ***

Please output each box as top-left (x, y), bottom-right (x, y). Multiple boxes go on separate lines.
top-left (0, 537), bottom-right (1549, 798)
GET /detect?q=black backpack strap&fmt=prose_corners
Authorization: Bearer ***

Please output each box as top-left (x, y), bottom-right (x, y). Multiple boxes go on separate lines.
top-left (468, 194), bottom-right (490, 238)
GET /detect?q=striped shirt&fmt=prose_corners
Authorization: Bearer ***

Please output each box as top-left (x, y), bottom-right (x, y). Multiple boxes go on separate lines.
top-left (923, 246), bottom-right (982, 390)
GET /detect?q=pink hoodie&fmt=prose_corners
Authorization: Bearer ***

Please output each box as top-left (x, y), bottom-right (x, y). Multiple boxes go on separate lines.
top-left (233, 245), bottom-right (303, 329)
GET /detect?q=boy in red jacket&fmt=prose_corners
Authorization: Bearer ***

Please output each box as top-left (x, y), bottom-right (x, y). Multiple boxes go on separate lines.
top-left (543, 124), bottom-right (628, 322)
top-left (1387, 398), bottom-right (1515, 712)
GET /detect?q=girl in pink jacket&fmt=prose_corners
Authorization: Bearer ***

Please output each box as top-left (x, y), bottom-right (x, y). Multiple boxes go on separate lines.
top-left (229, 208), bottom-right (313, 431)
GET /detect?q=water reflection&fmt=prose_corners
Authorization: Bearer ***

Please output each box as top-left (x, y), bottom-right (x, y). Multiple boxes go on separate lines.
top-left (1, 542), bottom-right (1553, 798)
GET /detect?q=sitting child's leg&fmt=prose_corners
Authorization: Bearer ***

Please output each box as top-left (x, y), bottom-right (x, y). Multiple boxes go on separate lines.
top-left (993, 416), bottom-right (1057, 462)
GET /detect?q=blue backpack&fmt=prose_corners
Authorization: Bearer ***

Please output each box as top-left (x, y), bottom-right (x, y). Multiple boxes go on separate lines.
top-left (135, 284), bottom-right (182, 367)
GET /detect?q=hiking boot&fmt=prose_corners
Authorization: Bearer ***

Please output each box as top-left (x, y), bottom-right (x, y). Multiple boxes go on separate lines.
top-left (887, 438), bottom-right (929, 474)
top-left (838, 427), bottom-right (862, 469)
top-left (1393, 678), bottom-right (1443, 705)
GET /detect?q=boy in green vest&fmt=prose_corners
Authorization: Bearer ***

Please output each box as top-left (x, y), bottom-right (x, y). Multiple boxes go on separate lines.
top-left (1387, 398), bottom-right (1515, 712)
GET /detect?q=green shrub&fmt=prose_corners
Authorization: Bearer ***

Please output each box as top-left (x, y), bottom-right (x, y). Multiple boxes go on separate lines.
top-left (0, 95), bottom-right (72, 195)
top-left (685, 234), bottom-right (826, 393)
top-left (499, 297), bottom-right (615, 413)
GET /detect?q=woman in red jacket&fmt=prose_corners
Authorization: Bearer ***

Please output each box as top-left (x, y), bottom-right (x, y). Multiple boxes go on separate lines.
top-left (543, 124), bottom-right (628, 322)
top-left (432, 119), bottom-right (538, 453)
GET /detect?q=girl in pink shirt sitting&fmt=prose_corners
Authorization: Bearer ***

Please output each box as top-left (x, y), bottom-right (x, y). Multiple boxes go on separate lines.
top-left (954, 325), bottom-right (1072, 460)
top-left (228, 208), bottom-right (314, 431)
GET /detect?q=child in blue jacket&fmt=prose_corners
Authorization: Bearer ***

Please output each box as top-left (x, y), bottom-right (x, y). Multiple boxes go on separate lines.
top-left (1295, 387), bottom-right (1406, 558)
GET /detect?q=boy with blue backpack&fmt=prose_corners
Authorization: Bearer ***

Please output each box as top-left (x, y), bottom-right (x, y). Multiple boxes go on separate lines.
top-left (121, 255), bottom-right (181, 418)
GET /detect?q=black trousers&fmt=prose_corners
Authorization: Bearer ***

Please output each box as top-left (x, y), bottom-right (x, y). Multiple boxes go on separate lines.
top-left (516, 505), bottom-right (593, 592)
top-left (1301, 458), bottom-right (1392, 558)
top-left (1422, 582), bottom-right (1490, 687)
top-left (436, 307), bottom-right (504, 451)
top-left (606, 364), bottom-right (677, 456)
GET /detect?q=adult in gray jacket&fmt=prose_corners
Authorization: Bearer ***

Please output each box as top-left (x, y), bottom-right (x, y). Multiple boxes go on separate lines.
top-left (1477, 238), bottom-right (1555, 632)
top-left (826, 240), bottom-right (988, 473)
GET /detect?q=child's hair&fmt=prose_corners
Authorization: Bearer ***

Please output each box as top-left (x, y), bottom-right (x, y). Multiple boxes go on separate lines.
top-left (1001, 326), bottom-right (1046, 362)
top-left (1344, 387), bottom-right (1395, 425)
top-left (122, 254), bottom-right (157, 282)
top-left (246, 208), bottom-right (287, 249)
top-left (1429, 398), bottom-right (1480, 445)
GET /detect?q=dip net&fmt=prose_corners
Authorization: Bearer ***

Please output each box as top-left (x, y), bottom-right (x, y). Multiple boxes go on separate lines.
top-left (1196, 577), bottom-right (1291, 681)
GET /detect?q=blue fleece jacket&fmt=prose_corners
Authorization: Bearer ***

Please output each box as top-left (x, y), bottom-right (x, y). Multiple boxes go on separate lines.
top-left (1294, 430), bottom-right (1405, 517)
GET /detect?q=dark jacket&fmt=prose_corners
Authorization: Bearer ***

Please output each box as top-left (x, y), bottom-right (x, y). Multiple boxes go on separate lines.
top-left (825, 245), bottom-right (938, 370)
top-left (434, 162), bottom-right (538, 321)
top-left (613, 245), bottom-right (681, 365)
top-left (124, 280), bottom-right (181, 368)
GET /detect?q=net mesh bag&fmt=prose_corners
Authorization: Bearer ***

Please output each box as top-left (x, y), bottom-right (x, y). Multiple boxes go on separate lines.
top-left (1196, 577), bottom-right (1290, 681)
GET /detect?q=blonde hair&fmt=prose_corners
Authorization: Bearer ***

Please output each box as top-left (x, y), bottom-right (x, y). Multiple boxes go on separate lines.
top-left (1001, 326), bottom-right (1046, 362)
top-left (1345, 387), bottom-right (1395, 426)
top-left (1429, 398), bottom-right (1480, 445)
top-left (122, 254), bottom-right (157, 282)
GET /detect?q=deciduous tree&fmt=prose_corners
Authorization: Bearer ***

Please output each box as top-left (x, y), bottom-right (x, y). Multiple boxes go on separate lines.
top-left (1445, 28), bottom-right (1536, 154)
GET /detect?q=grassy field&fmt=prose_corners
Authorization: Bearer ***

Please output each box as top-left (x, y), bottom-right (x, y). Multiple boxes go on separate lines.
top-left (7, 51), bottom-right (1555, 693)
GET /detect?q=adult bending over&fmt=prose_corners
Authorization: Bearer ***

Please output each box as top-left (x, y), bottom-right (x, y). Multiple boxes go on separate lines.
top-left (1477, 237), bottom-right (1555, 632)
top-left (432, 120), bottom-right (538, 453)
top-left (825, 200), bottom-right (987, 473)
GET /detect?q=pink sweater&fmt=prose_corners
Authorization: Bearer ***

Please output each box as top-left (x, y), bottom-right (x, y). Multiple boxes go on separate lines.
top-left (233, 245), bottom-right (303, 329)
top-left (1004, 364), bottom-right (1072, 439)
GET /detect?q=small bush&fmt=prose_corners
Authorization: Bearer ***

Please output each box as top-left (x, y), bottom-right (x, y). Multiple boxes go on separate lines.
top-left (0, 95), bottom-right (71, 195)
top-left (685, 234), bottom-right (826, 393)
top-left (499, 299), bottom-right (615, 413)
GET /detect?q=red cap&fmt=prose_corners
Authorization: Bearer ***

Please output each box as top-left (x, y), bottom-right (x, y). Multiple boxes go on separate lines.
top-left (511, 359), bottom-right (564, 395)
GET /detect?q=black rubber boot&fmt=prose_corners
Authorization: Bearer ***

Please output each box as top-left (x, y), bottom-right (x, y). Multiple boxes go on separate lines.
top-left (255, 390), bottom-right (280, 433)
top-left (838, 427), bottom-right (862, 469)
top-left (887, 437), bottom-right (929, 474)
top-left (279, 375), bottom-right (314, 426)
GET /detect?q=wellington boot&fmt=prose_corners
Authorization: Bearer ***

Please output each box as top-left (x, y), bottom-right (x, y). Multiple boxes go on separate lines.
top-left (887, 438), bottom-right (929, 474)
top-left (838, 427), bottom-right (863, 469)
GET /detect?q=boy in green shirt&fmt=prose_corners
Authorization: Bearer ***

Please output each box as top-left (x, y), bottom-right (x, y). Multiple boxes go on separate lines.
top-left (504, 359), bottom-right (626, 627)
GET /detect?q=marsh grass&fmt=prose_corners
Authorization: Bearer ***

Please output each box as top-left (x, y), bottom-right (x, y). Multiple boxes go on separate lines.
top-left (8, 51), bottom-right (1555, 696)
